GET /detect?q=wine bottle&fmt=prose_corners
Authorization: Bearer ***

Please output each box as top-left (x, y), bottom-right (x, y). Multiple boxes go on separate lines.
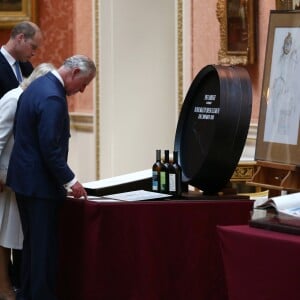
top-left (152, 150), bottom-right (166, 192)
top-left (159, 151), bottom-right (167, 193)
top-left (164, 150), bottom-right (171, 193)
top-left (168, 151), bottom-right (182, 197)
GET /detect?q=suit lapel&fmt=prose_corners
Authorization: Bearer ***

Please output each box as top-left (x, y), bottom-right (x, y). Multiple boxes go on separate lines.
top-left (0, 52), bottom-right (18, 82)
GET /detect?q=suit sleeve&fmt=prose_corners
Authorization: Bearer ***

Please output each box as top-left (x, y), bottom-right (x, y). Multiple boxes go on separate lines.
top-left (37, 95), bottom-right (74, 185)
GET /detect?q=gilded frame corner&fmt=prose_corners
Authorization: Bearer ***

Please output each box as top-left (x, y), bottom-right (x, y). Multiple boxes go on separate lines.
top-left (217, 0), bottom-right (256, 65)
top-left (276, 0), bottom-right (300, 10)
top-left (0, 0), bottom-right (37, 28)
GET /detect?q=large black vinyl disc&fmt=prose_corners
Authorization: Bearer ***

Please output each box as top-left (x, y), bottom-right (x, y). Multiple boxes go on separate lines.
top-left (174, 64), bottom-right (252, 194)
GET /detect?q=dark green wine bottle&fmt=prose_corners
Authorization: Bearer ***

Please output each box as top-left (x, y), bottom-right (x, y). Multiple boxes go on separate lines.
top-left (152, 150), bottom-right (166, 192)
top-left (164, 150), bottom-right (171, 193)
top-left (168, 151), bottom-right (182, 196)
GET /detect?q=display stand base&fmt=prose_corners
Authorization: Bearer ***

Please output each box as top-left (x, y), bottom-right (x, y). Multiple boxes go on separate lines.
top-left (247, 160), bottom-right (300, 194)
top-left (181, 187), bottom-right (249, 200)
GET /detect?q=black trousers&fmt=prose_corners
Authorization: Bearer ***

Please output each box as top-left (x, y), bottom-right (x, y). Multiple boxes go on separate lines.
top-left (9, 249), bottom-right (22, 289)
top-left (15, 193), bottom-right (62, 300)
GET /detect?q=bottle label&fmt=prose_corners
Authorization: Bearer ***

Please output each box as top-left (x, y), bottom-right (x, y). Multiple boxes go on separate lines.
top-left (169, 173), bottom-right (176, 192)
top-left (152, 171), bottom-right (159, 191)
top-left (160, 171), bottom-right (166, 191)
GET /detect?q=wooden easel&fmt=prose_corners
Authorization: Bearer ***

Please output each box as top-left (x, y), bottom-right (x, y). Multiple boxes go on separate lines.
top-left (247, 160), bottom-right (300, 196)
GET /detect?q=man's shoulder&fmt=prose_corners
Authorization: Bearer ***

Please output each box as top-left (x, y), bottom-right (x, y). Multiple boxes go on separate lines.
top-left (0, 54), bottom-right (18, 98)
top-left (0, 52), bottom-right (9, 69)
top-left (25, 73), bottom-right (64, 98)
top-left (0, 51), bottom-right (6, 62)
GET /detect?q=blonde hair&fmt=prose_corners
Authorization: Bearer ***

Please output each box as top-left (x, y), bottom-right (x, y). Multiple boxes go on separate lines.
top-left (21, 63), bottom-right (55, 90)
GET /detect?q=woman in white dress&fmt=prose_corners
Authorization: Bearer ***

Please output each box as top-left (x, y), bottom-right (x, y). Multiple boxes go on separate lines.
top-left (0, 63), bottom-right (54, 300)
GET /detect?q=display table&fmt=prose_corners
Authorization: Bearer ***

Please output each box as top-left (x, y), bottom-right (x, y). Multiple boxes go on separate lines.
top-left (57, 198), bottom-right (253, 300)
top-left (218, 225), bottom-right (300, 300)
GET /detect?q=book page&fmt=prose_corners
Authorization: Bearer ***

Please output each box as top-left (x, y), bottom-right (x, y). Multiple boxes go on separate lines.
top-left (279, 206), bottom-right (300, 218)
top-left (67, 195), bottom-right (120, 202)
top-left (253, 198), bottom-right (275, 209)
top-left (254, 192), bottom-right (300, 212)
top-left (270, 192), bottom-right (300, 211)
top-left (82, 169), bottom-right (152, 189)
top-left (102, 190), bottom-right (172, 201)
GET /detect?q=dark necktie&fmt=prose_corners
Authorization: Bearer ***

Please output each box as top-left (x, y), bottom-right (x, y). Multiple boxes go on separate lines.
top-left (14, 61), bottom-right (23, 83)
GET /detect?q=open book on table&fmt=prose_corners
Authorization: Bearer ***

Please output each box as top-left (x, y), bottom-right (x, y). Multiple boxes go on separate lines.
top-left (254, 192), bottom-right (300, 218)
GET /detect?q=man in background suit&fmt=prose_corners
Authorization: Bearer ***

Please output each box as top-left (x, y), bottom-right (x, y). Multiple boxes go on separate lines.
top-left (0, 21), bottom-right (43, 294)
top-left (6, 55), bottom-right (96, 300)
top-left (0, 21), bottom-right (42, 98)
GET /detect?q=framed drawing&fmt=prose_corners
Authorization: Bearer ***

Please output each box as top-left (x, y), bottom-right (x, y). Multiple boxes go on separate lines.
top-left (276, 0), bottom-right (300, 10)
top-left (255, 11), bottom-right (300, 166)
top-left (217, 0), bottom-right (257, 65)
top-left (0, 0), bottom-right (37, 28)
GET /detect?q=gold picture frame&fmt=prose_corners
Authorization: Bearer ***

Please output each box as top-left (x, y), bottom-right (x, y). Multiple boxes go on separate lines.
top-left (255, 11), bottom-right (300, 165)
top-left (276, 0), bottom-right (300, 10)
top-left (0, 0), bottom-right (37, 28)
top-left (217, 0), bottom-right (257, 65)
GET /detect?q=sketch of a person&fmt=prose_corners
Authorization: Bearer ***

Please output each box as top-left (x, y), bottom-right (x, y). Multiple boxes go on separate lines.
top-left (264, 31), bottom-right (300, 145)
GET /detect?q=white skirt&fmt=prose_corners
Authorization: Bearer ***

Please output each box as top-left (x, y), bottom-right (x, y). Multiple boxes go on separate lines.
top-left (0, 186), bottom-right (23, 249)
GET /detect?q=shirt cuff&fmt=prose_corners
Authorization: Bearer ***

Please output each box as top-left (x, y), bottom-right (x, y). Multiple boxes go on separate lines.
top-left (64, 177), bottom-right (78, 190)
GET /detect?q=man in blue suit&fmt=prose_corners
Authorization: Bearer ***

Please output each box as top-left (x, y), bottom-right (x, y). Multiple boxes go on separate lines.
top-left (0, 20), bottom-right (42, 294)
top-left (7, 55), bottom-right (96, 300)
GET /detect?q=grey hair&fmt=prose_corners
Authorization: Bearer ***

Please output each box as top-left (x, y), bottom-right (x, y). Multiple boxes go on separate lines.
top-left (63, 55), bottom-right (96, 77)
top-left (11, 21), bottom-right (41, 40)
top-left (21, 63), bottom-right (55, 89)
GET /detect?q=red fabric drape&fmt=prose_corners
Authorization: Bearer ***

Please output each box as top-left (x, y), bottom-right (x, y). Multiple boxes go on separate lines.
top-left (218, 225), bottom-right (300, 300)
top-left (58, 199), bottom-right (252, 300)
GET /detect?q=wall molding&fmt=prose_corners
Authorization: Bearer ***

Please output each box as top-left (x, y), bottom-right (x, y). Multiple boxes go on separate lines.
top-left (177, 0), bottom-right (183, 111)
top-left (240, 122), bottom-right (258, 161)
top-left (248, 122), bottom-right (258, 141)
top-left (95, 0), bottom-right (100, 179)
top-left (69, 112), bottom-right (94, 132)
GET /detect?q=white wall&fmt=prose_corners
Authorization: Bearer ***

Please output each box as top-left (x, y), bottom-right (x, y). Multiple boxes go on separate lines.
top-left (68, 126), bottom-right (96, 183)
top-left (98, 0), bottom-right (178, 178)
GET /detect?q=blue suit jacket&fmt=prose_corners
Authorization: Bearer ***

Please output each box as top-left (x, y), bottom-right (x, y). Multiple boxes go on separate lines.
top-left (7, 72), bottom-right (75, 199)
top-left (0, 51), bottom-right (33, 98)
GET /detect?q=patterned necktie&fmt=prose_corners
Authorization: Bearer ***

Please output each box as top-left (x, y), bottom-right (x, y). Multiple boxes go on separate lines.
top-left (14, 61), bottom-right (23, 83)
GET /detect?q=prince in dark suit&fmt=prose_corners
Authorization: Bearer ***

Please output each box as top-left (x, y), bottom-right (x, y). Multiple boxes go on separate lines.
top-left (0, 21), bottom-right (42, 298)
top-left (7, 55), bottom-right (96, 300)
top-left (0, 21), bottom-right (42, 98)
top-left (0, 53), bottom-right (33, 98)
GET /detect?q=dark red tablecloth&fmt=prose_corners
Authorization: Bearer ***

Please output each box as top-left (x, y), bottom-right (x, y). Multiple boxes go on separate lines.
top-left (57, 199), bottom-right (253, 300)
top-left (218, 225), bottom-right (300, 300)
